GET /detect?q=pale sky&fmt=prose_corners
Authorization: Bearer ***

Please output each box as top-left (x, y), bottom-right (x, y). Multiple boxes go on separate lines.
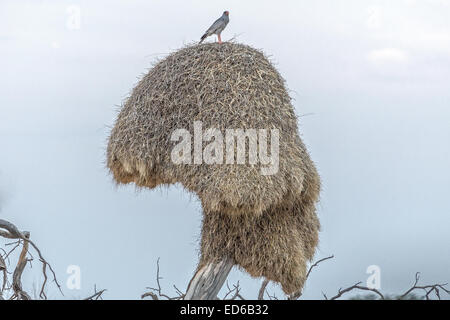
top-left (0, 0), bottom-right (449, 299)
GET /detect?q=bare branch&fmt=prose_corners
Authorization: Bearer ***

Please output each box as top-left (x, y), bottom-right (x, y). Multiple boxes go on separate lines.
top-left (328, 282), bottom-right (385, 300)
top-left (0, 254), bottom-right (7, 293)
top-left (0, 219), bottom-right (63, 299)
top-left (325, 272), bottom-right (449, 300)
top-left (222, 281), bottom-right (234, 300)
top-left (84, 286), bottom-right (107, 300)
top-left (11, 232), bottom-right (31, 300)
top-left (289, 255), bottom-right (334, 300)
top-left (258, 279), bottom-right (269, 300)
top-left (306, 255), bottom-right (335, 280)
top-left (142, 258), bottom-right (184, 300)
top-left (141, 291), bottom-right (158, 300)
top-left (399, 272), bottom-right (421, 299)
top-left (223, 281), bottom-right (244, 300)
top-left (398, 272), bottom-right (449, 300)
top-left (0, 219), bottom-right (23, 238)
top-left (173, 285), bottom-right (185, 297)
top-left (230, 282), bottom-right (245, 300)
top-left (184, 258), bottom-right (233, 300)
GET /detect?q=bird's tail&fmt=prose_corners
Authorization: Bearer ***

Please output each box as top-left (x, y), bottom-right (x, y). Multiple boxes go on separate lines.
top-left (199, 34), bottom-right (207, 44)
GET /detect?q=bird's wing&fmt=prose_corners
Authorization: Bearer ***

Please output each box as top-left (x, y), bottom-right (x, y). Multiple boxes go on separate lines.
top-left (204, 17), bottom-right (225, 36)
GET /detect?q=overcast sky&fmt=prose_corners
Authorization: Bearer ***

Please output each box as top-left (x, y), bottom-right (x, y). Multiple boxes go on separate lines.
top-left (0, 0), bottom-right (449, 299)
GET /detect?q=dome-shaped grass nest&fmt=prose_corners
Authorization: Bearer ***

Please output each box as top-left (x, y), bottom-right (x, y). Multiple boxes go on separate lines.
top-left (107, 42), bottom-right (320, 294)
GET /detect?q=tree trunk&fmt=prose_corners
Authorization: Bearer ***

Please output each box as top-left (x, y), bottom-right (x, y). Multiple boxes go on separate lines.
top-left (184, 258), bottom-right (234, 300)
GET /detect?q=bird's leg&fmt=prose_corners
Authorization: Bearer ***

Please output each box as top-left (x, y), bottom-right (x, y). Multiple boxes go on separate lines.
top-left (218, 34), bottom-right (222, 44)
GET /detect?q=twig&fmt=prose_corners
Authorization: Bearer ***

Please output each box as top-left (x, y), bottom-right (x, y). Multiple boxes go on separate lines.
top-left (84, 287), bottom-right (107, 300)
top-left (398, 272), bottom-right (449, 300)
top-left (306, 255), bottom-right (335, 280)
top-left (231, 284), bottom-right (245, 300)
top-left (327, 282), bottom-right (385, 300)
top-left (0, 219), bottom-right (63, 299)
top-left (325, 272), bottom-right (450, 300)
top-left (222, 281), bottom-right (233, 300)
top-left (223, 281), bottom-right (244, 300)
top-left (173, 285), bottom-right (185, 297)
top-left (3, 241), bottom-right (21, 260)
top-left (141, 258), bottom-right (183, 300)
top-left (141, 291), bottom-right (158, 300)
top-left (289, 255), bottom-right (334, 300)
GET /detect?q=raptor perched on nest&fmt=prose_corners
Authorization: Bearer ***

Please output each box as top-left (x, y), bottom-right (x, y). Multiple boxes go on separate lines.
top-left (200, 11), bottom-right (230, 44)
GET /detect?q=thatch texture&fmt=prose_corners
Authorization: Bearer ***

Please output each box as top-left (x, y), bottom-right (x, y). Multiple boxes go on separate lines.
top-left (106, 42), bottom-right (320, 294)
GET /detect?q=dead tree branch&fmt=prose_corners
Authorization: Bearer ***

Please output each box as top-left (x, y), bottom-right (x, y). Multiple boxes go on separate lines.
top-left (0, 218), bottom-right (62, 299)
top-left (289, 255), bottom-right (335, 300)
top-left (140, 255), bottom-right (448, 301)
top-left (0, 253), bottom-right (7, 300)
top-left (325, 282), bottom-right (385, 300)
top-left (141, 258), bottom-right (184, 300)
top-left (11, 232), bottom-right (31, 300)
top-left (143, 258), bottom-right (235, 300)
top-left (84, 286), bottom-right (107, 300)
top-left (184, 257), bottom-right (234, 300)
top-left (325, 272), bottom-right (449, 300)
top-left (398, 272), bottom-right (449, 300)
top-left (258, 279), bottom-right (269, 300)
top-left (223, 281), bottom-right (245, 300)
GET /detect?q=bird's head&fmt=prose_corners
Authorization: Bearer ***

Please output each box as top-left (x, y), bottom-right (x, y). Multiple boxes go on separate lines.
top-left (223, 11), bottom-right (229, 16)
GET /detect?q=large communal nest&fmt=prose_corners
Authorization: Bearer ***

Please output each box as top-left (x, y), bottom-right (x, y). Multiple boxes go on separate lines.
top-left (106, 42), bottom-right (321, 294)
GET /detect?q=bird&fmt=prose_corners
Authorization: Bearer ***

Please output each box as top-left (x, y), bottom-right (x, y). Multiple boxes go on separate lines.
top-left (199, 11), bottom-right (230, 44)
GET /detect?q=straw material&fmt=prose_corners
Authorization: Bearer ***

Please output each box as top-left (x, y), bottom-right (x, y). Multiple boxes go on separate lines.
top-left (106, 42), bottom-right (320, 294)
